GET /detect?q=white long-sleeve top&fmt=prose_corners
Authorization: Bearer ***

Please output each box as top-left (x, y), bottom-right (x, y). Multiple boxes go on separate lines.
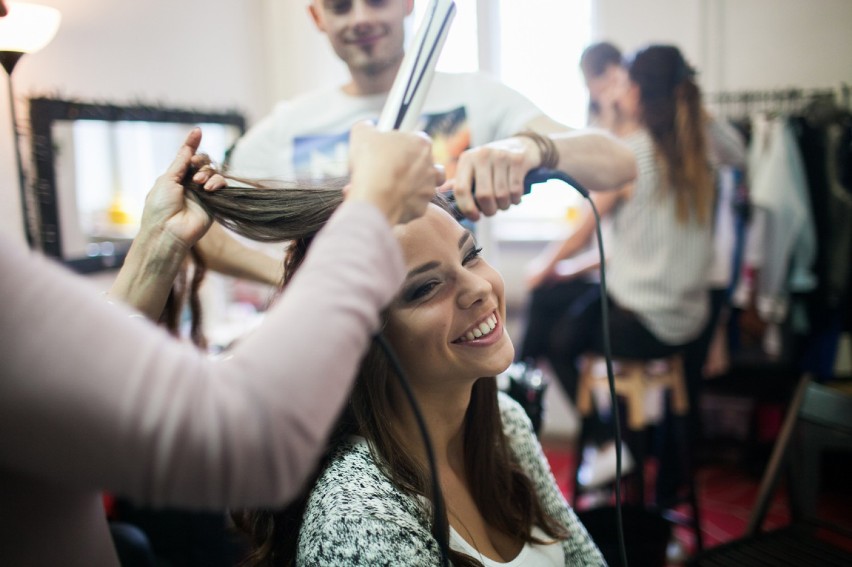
top-left (0, 201), bottom-right (403, 566)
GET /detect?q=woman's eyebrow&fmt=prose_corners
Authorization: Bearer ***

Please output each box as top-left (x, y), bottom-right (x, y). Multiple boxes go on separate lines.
top-left (405, 231), bottom-right (474, 279)
top-left (406, 261), bottom-right (439, 279)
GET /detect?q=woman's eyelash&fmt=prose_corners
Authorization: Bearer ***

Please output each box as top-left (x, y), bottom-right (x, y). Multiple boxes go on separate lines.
top-left (403, 247), bottom-right (483, 302)
top-left (464, 246), bottom-right (483, 263)
top-left (405, 280), bottom-right (438, 302)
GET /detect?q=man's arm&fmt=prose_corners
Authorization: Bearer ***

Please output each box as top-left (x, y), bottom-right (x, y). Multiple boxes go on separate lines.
top-left (523, 113), bottom-right (572, 135)
top-left (452, 128), bottom-right (636, 221)
top-left (549, 129), bottom-right (637, 193)
top-left (195, 223), bottom-right (284, 287)
top-left (523, 111), bottom-right (637, 193)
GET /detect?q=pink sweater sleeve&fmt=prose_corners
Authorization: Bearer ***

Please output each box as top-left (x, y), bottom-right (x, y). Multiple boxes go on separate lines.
top-left (0, 201), bottom-right (403, 508)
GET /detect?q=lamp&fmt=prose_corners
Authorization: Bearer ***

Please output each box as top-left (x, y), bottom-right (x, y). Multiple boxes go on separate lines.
top-left (0, 2), bottom-right (61, 247)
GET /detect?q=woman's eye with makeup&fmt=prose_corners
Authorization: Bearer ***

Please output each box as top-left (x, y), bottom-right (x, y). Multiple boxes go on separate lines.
top-left (405, 280), bottom-right (439, 302)
top-left (463, 246), bottom-right (483, 265)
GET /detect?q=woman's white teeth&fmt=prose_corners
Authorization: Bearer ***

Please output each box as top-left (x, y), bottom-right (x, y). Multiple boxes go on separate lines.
top-left (461, 315), bottom-right (497, 342)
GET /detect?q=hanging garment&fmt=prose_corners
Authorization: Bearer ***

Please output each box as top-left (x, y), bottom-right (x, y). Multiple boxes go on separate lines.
top-left (747, 114), bottom-right (818, 324)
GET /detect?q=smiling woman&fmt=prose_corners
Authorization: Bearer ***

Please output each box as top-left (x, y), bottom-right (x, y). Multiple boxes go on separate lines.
top-left (180, 167), bottom-right (605, 564)
top-left (385, 208), bottom-right (513, 385)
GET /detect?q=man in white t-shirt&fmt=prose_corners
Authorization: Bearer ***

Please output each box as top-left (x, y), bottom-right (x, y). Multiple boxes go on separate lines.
top-left (228, 0), bottom-right (635, 200)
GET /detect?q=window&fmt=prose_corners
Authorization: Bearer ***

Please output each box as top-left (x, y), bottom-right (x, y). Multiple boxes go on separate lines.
top-left (410, 0), bottom-right (479, 73)
top-left (412, 0), bottom-right (593, 241)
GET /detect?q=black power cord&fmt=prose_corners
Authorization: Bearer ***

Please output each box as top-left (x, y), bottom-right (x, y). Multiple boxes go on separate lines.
top-left (374, 333), bottom-right (451, 567)
top-left (382, 167), bottom-right (628, 567)
top-left (522, 168), bottom-right (629, 567)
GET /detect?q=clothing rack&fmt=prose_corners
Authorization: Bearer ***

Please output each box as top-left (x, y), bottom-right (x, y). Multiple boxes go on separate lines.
top-left (705, 84), bottom-right (850, 118)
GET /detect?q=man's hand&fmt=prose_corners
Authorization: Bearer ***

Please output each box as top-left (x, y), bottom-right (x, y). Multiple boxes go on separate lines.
top-left (451, 135), bottom-right (541, 222)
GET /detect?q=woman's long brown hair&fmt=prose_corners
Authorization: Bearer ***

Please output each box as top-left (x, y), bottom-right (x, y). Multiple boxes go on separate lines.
top-left (179, 168), bottom-right (570, 566)
top-left (628, 44), bottom-right (714, 225)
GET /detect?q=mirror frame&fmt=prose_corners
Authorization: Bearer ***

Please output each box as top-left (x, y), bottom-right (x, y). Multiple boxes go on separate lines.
top-left (29, 97), bottom-right (245, 273)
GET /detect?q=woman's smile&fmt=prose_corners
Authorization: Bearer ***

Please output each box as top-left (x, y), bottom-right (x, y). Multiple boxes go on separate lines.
top-left (453, 311), bottom-right (501, 345)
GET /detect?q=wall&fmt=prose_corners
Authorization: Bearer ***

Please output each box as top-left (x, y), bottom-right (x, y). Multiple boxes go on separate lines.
top-left (261, 0), bottom-right (350, 101)
top-left (5, 0), bottom-right (850, 249)
top-left (258, 0), bottom-right (852, 110)
top-left (0, 0), bottom-right (271, 247)
top-left (595, 0), bottom-right (852, 93)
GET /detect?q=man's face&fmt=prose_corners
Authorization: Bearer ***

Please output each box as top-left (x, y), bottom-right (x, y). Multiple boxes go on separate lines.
top-left (309, 0), bottom-right (413, 77)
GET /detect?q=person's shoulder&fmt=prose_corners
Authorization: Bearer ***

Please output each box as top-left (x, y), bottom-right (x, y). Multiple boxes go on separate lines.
top-left (497, 390), bottom-right (536, 436)
top-left (433, 70), bottom-right (504, 89)
top-left (298, 438), bottom-right (436, 564)
top-left (232, 85), bottom-right (349, 157)
top-left (306, 438), bottom-right (425, 525)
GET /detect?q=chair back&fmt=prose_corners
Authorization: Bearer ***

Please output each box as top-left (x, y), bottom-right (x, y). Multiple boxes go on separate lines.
top-left (689, 374), bottom-right (852, 566)
top-left (748, 375), bottom-right (852, 538)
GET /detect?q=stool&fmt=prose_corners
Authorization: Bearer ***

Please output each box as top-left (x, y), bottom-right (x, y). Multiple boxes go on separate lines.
top-left (576, 355), bottom-right (689, 430)
top-left (574, 353), bottom-right (703, 552)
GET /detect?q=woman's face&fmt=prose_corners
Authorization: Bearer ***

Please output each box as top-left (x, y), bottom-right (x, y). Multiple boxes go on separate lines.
top-left (618, 77), bottom-right (642, 120)
top-left (385, 204), bottom-right (514, 390)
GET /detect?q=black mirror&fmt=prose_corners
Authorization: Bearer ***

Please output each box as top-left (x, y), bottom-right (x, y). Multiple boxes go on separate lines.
top-left (29, 98), bottom-right (245, 273)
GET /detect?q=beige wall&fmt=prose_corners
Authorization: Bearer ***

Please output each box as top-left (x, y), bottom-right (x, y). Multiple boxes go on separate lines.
top-left (0, 0), bottom-right (271, 246)
top-left (594, 0), bottom-right (852, 93)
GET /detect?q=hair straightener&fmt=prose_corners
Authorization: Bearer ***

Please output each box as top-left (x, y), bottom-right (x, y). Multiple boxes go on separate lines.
top-left (373, 2), bottom-right (456, 565)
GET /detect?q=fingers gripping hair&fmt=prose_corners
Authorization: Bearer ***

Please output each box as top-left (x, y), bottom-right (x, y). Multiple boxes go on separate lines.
top-left (182, 155), bottom-right (347, 244)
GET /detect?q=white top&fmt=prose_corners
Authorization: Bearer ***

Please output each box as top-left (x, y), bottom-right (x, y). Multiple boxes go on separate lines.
top-left (607, 129), bottom-right (713, 344)
top-left (746, 113), bottom-right (817, 322)
top-left (450, 525), bottom-right (565, 566)
top-left (228, 71), bottom-right (543, 179)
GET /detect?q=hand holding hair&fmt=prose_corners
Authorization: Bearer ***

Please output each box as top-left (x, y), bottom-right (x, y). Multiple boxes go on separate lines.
top-left (137, 127), bottom-right (230, 252)
top-left (346, 121), bottom-right (439, 225)
top-left (109, 127), bottom-right (228, 319)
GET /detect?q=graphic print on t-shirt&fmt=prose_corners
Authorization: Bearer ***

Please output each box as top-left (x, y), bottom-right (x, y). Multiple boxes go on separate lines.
top-left (292, 130), bottom-right (351, 179)
top-left (291, 107), bottom-right (470, 179)
top-left (422, 107), bottom-right (469, 179)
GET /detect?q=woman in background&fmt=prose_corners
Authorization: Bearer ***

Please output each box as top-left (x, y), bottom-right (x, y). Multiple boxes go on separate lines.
top-left (530, 45), bottom-right (716, 488)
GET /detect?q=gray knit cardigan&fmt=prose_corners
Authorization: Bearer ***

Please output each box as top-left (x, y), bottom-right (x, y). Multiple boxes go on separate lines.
top-left (296, 392), bottom-right (607, 566)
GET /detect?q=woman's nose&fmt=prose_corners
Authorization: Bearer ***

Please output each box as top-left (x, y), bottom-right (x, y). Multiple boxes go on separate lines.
top-left (456, 271), bottom-right (491, 310)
